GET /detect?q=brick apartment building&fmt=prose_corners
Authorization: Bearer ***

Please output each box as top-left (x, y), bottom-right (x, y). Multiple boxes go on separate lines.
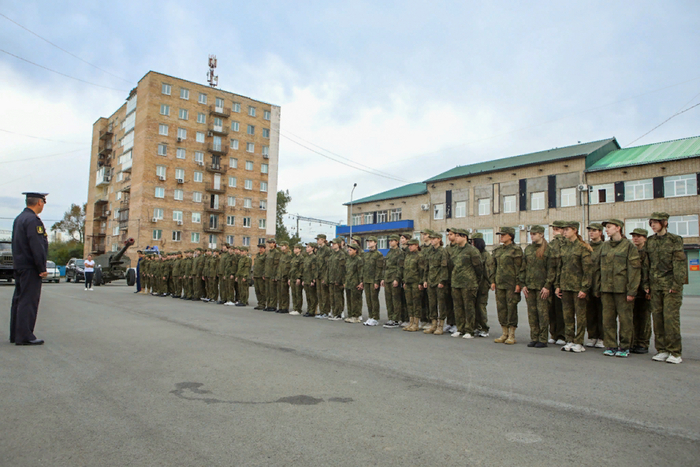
top-left (85, 71), bottom-right (280, 265)
top-left (337, 135), bottom-right (700, 294)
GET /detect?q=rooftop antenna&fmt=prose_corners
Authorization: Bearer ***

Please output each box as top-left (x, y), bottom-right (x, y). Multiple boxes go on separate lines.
top-left (207, 55), bottom-right (218, 88)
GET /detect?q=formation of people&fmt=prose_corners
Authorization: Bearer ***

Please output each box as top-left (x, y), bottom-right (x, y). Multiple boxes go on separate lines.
top-left (138, 211), bottom-right (686, 364)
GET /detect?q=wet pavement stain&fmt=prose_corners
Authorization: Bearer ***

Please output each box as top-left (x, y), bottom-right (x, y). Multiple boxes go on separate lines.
top-left (170, 382), bottom-right (353, 406)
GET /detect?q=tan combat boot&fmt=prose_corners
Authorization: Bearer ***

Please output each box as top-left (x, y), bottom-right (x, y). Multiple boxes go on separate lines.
top-left (403, 317), bottom-right (414, 331)
top-left (433, 319), bottom-right (445, 335)
top-left (424, 319), bottom-right (437, 334)
top-left (407, 317), bottom-right (420, 332)
top-left (494, 326), bottom-right (509, 343)
top-left (505, 326), bottom-right (517, 345)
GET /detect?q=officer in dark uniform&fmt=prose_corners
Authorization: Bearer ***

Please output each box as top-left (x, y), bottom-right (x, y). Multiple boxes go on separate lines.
top-left (10, 192), bottom-right (49, 346)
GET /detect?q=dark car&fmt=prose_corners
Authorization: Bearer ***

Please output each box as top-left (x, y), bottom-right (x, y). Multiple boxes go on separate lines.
top-left (65, 258), bottom-right (85, 283)
top-left (0, 241), bottom-right (12, 282)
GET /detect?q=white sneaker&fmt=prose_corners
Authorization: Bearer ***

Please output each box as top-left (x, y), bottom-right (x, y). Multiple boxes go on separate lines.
top-left (224, 301), bottom-right (235, 306)
top-left (585, 340), bottom-right (597, 347)
top-left (548, 338), bottom-right (555, 344)
top-left (443, 324), bottom-right (451, 333)
top-left (562, 342), bottom-right (573, 352)
top-left (595, 340), bottom-right (605, 349)
top-left (666, 355), bottom-right (682, 364)
top-left (353, 317), bottom-right (363, 323)
top-left (328, 315), bottom-right (342, 321)
top-left (451, 331), bottom-right (462, 338)
top-left (570, 344), bottom-right (586, 353)
top-left (448, 325), bottom-right (458, 334)
top-left (479, 330), bottom-right (489, 337)
top-left (289, 311), bottom-right (300, 316)
top-left (364, 318), bottom-right (379, 326)
top-left (462, 333), bottom-right (473, 339)
top-left (400, 321), bottom-right (410, 328)
top-left (652, 352), bottom-right (670, 362)
top-left (555, 339), bottom-right (566, 345)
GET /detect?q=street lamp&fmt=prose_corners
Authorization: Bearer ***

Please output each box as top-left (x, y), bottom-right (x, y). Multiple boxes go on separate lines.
top-left (349, 183), bottom-right (357, 241)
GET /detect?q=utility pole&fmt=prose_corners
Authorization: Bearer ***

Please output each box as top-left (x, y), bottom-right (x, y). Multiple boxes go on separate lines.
top-left (349, 183), bottom-right (357, 240)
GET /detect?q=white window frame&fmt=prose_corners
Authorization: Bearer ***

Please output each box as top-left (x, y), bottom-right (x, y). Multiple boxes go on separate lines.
top-left (242, 236), bottom-right (250, 246)
top-left (198, 93), bottom-right (207, 104)
top-left (194, 171), bottom-right (203, 183)
top-left (227, 215), bottom-right (235, 226)
top-left (476, 229), bottom-right (494, 246)
top-left (197, 113), bottom-right (206, 124)
top-left (192, 212), bottom-right (201, 223)
top-left (158, 144), bottom-right (167, 156)
top-left (262, 146), bottom-right (269, 157)
top-left (153, 208), bottom-right (164, 220)
top-left (246, 142), bottom-right (254, 153)
top-left (161, 83), bottom-right (171, 95)
top-left (376, 210), bottom-right (387, 223)
top-left (191, 232), bottom-right (200, 243)
top-left (433, 203), bottom-right (444, 220)
top-left (230, 139), bottom-right (239, 149)
top-left (262, 128), bottom-right (270, 138)
top-left (153, 229), bottom-right (162, 240)
top-left (261, 163), bottom-right (268, 174)
top-left (156, 165), bottom-right (166, 178)
top-left (248, 106), bottom-right (256, 117)
top-left (180, 88), bottom-right (189, 100)
top-left (243, 198), bottom-right (252, 208)
top-left (260, 181), bottom-right (268, 192)
top-left (258, 218), bottom-right (266, 229)
top-left (172, 231), bottom-right (181, 242)
top-left (228, 176), bottom-right (237, 188)
top-left (232, 102), bottom-right (241, 113)
top-left (668, 215), bottom-right (699, 237)
top-left (243, 217), bottom-right (252, 228)
top-left (625, 218), bottom-right (649, 233)
top-left (159, 124), bottom-right (168, 136)
top-left (196, 132), bottom-right (205, 143)
top-left (390, 208), bottom-right (402, 222)
top-left (352, 214), bottom-right (362, 225)
top-left (194, 151), bottom-right (204, 163)
top-left (364, 213), bottom-right (373, 224)
top-left (664, 174), bottom-right (697, 198)
top-left (178, 108), bottom-right (188, 120)
top-left (503, 195), bottom-right (516, 213)
top-left (177, 128), bottom-right (187, 140)
top-left (247, 124), bottom-right (255, 135)
top-left (625, 179), bottom-right (653, 201)
top-left (193, 191), bottom-right (202, 202)
top-left (231, 121), bottom-right (240, 132)
top-left (174, 189), bottom-right (183, 201)
top-left (589, 184), bottom-right (615, 205)
top-left (160, 104), bottom-right (170, 116)
top-left (478, 198), bottom-right (490, 216)
top-left (531, 191), bottom-right (545, 211)
top-left (264, 110), bottom-right (271, 120)
top-left (176, 148), bottom-right (186, 159)
top-left (560, 187), bottom-right (577, 207)
top-left (244, 179), bottom-right (253, 190)
top-left (228, 196), bottom-right (236, 207)
top-left (175, 168), bottom-right (185, 180)
top-left (260, 200), bottom-right (267, 210)
top-left (173, 210), bottom-right (183, 222)
top-left (245, 160), bottom-right (254, 171)
top-left (229, 157), bottom-right (238, 168)
top-left (454, 201), bottom-right (467, 218)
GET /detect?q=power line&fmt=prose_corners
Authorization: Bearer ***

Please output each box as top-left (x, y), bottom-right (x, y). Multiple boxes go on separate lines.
top-left (0, 13), bottom-right (132, 84)
top-left (0, 128), bottom-right (88, 145)
top-left (0, 49), bottom-right (129, 92)
top-left (626, 101), bottom-right (700, 147)
top-left (0, 148), bottom-right (86, 165)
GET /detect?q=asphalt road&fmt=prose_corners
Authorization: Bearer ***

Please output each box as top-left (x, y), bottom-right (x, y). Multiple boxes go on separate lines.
top-left (2, 281), bottom-right (699, 466)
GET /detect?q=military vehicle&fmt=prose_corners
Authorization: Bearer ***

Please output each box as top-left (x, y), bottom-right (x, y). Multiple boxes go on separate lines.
top-left (0, 240), bottom-right (13, 282)
top-left (94, 238), bottom-right (136, 286)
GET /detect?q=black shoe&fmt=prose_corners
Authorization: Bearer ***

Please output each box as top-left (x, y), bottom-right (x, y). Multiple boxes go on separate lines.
top-left (302, 312), bottom-right (312, 317)
top-left (134, 290), bottom-right (140, 293)
top-left (631, 346), bottom-right (649, 354)
top-left (235, 303), bottom-right (246, 307)
top-left (267, 308), bottom-right (277, 312)
top-left (535, 342), bottom-right (548, 348)
top-left (254, 306), bottom-right (264, 310)
top-left (217, 301), bottom-right (224, 305)
top-left (527, 341), bottom-right (537, 347)
top-left (16, 339), bottom-right (44, 346)
top-left (278, 309), bottom-right (289, 314)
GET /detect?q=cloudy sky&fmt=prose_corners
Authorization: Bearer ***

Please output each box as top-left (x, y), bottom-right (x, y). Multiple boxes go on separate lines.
top-left (1, 1), bottom-right (699, 240)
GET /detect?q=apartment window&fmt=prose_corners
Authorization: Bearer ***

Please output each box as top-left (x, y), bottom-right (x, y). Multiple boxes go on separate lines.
top-left (477, 229), bottom-right (494, 246)
top-left (227, 215), bottom-right (235, 226)
top-left (230, 139), bottom-right (239, 149)
top-left (113, 225), bottom-right (119, 236)
top-left (159, 124), bottom-right (168, 136)
top-left (248, 106), bottom-right (256, 117)
top-left (262, 128), bottom-right (270, 138)
top-left (561, 187), bottom-right (577, 207)
top-left (245, 160), bottom-right (254, 171)
top-left (194, 171), bottom-right (203, 182)
top-left (232, 102), bottom-right (241, 113)
top-left (625, 179), bottom-right (653, 201)
top-left (196, 132), bottom-right (205, 143)
top-left (228, 176), bottom-right (237, 187)
top-left (215, 97), bottom-right (224, 109)
top-left (197, 113), bottom-right (206, 124)
top-left (665, 174), bottom-right (697, 198)
top-left (260, 163), bottom-right (269, 174)
top-left (158, 144), bottom-right (167, 156)
top-left (153, 208), bottom-right (164, 220)
top-left (668, 215), bottom-right (699, 237)
top-left (192, 212), bottom-right (201, 223)
top-left (390, 208), bottom-right (402, 221)
top-left (478, 198), bottom-right (490, 216)
top-left (247, 125), bottom-right (255, 135)
top-left (176, 148), bottom-right (186, 159)
top-left (172, 231), bottom-right (181, 241)
top-left (179, 108), bottom-right (188, 120)
top-left (264, 110), bottom-right (271, 120)
top-left (213, 117), bottom-right (223, 131)
top-left (531, 192), bottom-right (545, 211)
top-left (246, 142), bottom-right (254, 153)
top-left (260, 181), bottom-right (267, 192)
top-left (162, 83), bottom-right (171, 95)
top-left (194, 151), bottom-right (204, 163)
top-left (244, 179), bottom-right (253, 190)
top-left (180, 88), bottom-right (189, 100)
top-left (352, 214), bottom-right (362, 225)
top-left (503, 195), bottom-right (516, 213)
top-left (364, 213), bottom-right (373, 224)
top-left (589, 184), bottom-right (614, 205)
top-left (176, 128), bottom-right (186, 141)
top-left (174, 189), bottom-right (183, 201)
top-left (153, 229), bottom-right (162, 240)
top-left (208, 235), bottom-right (217, 249)
top-left (433, 203), bottom-right (444, 220)
top-left (243, 217), bottom-right (252, 227)
top-left (156, 166), bottom-right (166, 179)
top-left (262, 146), bottom-right (269, 157)
top-left (116, 191), bottom-right (122, 200)
top-left (231, 121), bottom-right (240, 132)
top-left (198, 93), bottom-right (207, 104)
top-left (228, 196), bottom-right (236, 206)
top-left (173, 210), bottom-right (183, 222)
top-left (229, 157), bottom-right (238, 168)
top-left (244, 198), bottom-right (252, 208)
top-left (191, 232), bottom-right (200, 243)
top-left (259, 218), bottom-right (266, 229)
top-left (175, 168), bottom-right (185, 180)
top-left (193, 191), bottom-right (202, 202)
top-left (377, 210), bottom-right (387, 223)
top-left (242, 236), bottom-right (250, 246)
top-left (160, 104), bottom-right (170, 116)
top-left (454, 201), bottom-right (467, 218)
top-left (625, 218), bottom-right (649, 233)
top-left (260, 200), bottom-right (267, 210)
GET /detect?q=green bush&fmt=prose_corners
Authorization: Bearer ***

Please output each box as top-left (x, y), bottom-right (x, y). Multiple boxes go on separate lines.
top-left (48, 241), bottom-right (84, 266)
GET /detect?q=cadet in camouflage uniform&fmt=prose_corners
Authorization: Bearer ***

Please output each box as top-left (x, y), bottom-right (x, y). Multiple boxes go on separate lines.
top-left (555, 221), bottom-right (592, 353)
top-left (419, 230), bottom-right (431, 326)
top-left (402, 239), bottom-right (423, 332)
top-left (382, 235), bottom-right (404, 329)
top-left (328, 238), bottom-right (346, 320)
top-left (630, 228), bottom-right (651, 353)
top-left (344, 244), bottom-right (364, 323)
top-left (362, 236), bottom-right (385, 325)
top-left (519, 225), bottom-right (555, 347)
top-left (399, 232), bottom-right (411, 324)
top-left (163, 253), bottom-right (173, 296)
top-left (472, 232), bottom-right (493, 337)
top-left (253, 244), bottom-right (266, 310)
top-left (586, 223), bottom-right (605, 347)
top-left (264, 239), bottom-right (281, 311)
top-left (171, 252), bottom-right (182, 298)
top-left (443, 229), bottom-right (458, 333)
top-left (449, 229), bottom-right (483, 338)
top-left (216, 245), bottom-right (229, 304)
top-left (302, 243), bottom-right (319, 317)
top-left (548, 221), bottom-right (566, 344)
top-left (226, 247), bottom-right (240, 305)
top-left (423, 231), bottom-right (449, 335)
top-left (193, 248), bottom-right (206, 301)
top-left (181, 250), bottom-right (193, 300)
top-left (207, 250), bottom-right (221, 302)
top-left (235, 247), bottom-right (252, 306)
top-left (315, 234), bottom-right (332, 318)
top-left (492, 227), bottom-right (523, 345)
top-left (644, 212), bottom-right (686, 364)
top-left (276, 242), bottom-right (292, 313)
top-left (142, 255), bottom-right (151, 294)
top-left (598, 219), bottom-right (641, 357)
top-left (289, 244), bottom-right (304, 314)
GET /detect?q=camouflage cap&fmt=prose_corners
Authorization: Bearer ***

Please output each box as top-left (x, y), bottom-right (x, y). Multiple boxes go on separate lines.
top-left (240, 246), bottom-right (248, 252)
top-left (631, 228), bottom-right (648, 237)
top-left (471, 232), bottom-right (483, 239)
top-left (351, 236), bottom-right (362, 243)
top-left (406, 239), bottom-right (420, 246)
top-left (561, 221), bottom-right (580, 230)
top-left (257, 243), bottom-right (266, 248)
top-left (195, 247), bottom-right (204, 251)
top-left (331, 238), bottom-right (343, 244)
top-left (399, 232), bottom-right (412, 239)
top-left (529, 225), bottom-right (545, 234)
top-left (497, 227), bottom-right (516, 237)
top-left (279, 241), bottom-right (289, 247)
top-left (348, 244), bottom-right (360, 251)
top-left (428, 231), bottom-right (442, 239)
top-left (587, 223), bottom-right (604, 231)
top-left (550, 220), bottom-right (566, 228)
top-left (293, 243), bottom-right (303, 249)
top-left (388, 234), bottom-right (400, 242)
top-left (266, 238), bottom-right (276, 243)
top-left (307, 242), bottom-right (318, 248)
top-left (650, 212), bottom-right (670, 221)
top-left (602, 219), bottom-right (624, 228)
top-left (454, 228), bottom-right (468, 237)
top-left (366, 235), bottom-right (378, 242)
top-left (315, 234), bottom-right (327, 240)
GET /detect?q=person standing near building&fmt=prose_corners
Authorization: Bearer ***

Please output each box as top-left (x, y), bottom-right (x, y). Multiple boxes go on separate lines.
top-left (207, 250), bottom-right (220, 302)
top-left (10, 192), bottom-right (49, 346)
top-left (362, 236), bottom-right (384, 326)
top-left (172, 251), bottom-right (183, 299)
top-left (472, 232), bottom-right (493, 337)
top-left (644, 212), bottom-right (686, 364)
top-left (402, 239), bottom-right (423, 332)
top-left (315, 234), bottom-right (332, 319)
top-left (328, 238), bottom-right (346, 321)
top-left (302, 243), bottom-right (319, 317)
top-left (192, 248), bottom-right (205, 301)
top-left (586, 223), bottom-right (606, 348)
top-left (382, 235), bottom-right (404, 329)
top-left (277, 241), bottom-right (292, 313)
top-left (556, 221), bottom-right (592, 353)
top-left (548, 221), bottom-right (567, 345)
top-left (630, 228), bottom-right (651, 354)
top-left (520, 225), bottom-right (555, 348)
top-left (423, 231), bottom-right (449, 335)
top-left (264, 239), bottom-right (280, 312)
top-left (289, 244), bottom-right (304, 315)
top-left (450, 229), bottom-right (483, 339)
top-left (491, 227), bottom-right (523, 345)
top-left (399, 232), bottom-right (411, 325)
top-left (598, 219), bottom-right (641, 358)
top-left (181, 250), bottom-right (193, 300)
top-left (344, 244), bottom-right (364, 323)
top-left (135, 250), bottom-right (144, 294)
top-left (253, 243), bottom-right (267, 310)
top-left (84, 254), bottom-right (95, 291)
top-left (235, 247), bottom-right (252, 306)
top-left (419, 230), bottom-right (432, 328)
top-left (224, 247), bottom-right (238, 306)
top-left (216, 245), bottom-right (228, 304)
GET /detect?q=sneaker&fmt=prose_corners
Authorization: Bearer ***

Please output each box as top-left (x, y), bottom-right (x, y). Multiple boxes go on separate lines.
top-left (443, 323), bottom-right (452, 333)
top-left (555, 339), bottom-right (566, 345)
top-left (615, 349), bottom-right (629, 358)
top-left (652, 352), bottom-right (670, 362)
top-left (570, 344), bottom-right (586, 353)
top-left (462, 333), bottom-right (473, 339)
top-left (329, 316), bottom-right (343, 321)
top-left (353, 317), bottom-right (363, 323)
top-left (666, 355), bottom-right (683, 364)
top-left (603, 348), bottom-right (616, 356)
top-left (224, 301), bottom-right (235, 306)
top-left (364, 318), bottom-right (379, 326)
top-left (383, 320), bottom-right (400, 328)
top-left (448, 325), bottom-right (458, 334)
top-left (595, 340), bottom-right (605, 349)
top-left (561, 342), bottom-right (573, 352)
top-left (479, 330), bottom-right (490, 338)
top-left (289, 311), bottom-right (300, 316)
top-left (451, 331), bottom-right (462, 338)
top-left (586, 339), bottom-right (597, 348)
top-left (314, 314), bottom-right (325, 319)
top-left (303, 312), bottom-right (313, 317)
top-left (400, 321), bottom-right (410, 328)
top-left (548, 338), bottom-right (555, 344)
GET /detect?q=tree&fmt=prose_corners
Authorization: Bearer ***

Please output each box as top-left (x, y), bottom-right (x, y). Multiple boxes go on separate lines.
top-left (275, 190), bottom-right (301, 244)
top-left (48, 240), bottom-right (84, 266)
top-left (52, 203), bottom-right (86, 243)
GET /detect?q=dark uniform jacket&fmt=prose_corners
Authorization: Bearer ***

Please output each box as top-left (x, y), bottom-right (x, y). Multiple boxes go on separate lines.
top-left (12, 207), bottom-right (48, 272)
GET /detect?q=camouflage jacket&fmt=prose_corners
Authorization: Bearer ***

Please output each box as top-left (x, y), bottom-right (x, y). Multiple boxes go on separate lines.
top-left (402, 249), bottom-right (423, 285)
top-left (383, 247), bottom-right (404, 283)
top-left (207, 256), bottom-right (219, 277)
top-left (598, 238), bottom-right (641, 296)
top-left (172, 258), bottom-right (181, 277)
top-left (217, 253), bottom-right (228, 276)
top-left (548, 235), bottom-right (564, 289)
top-left (519, 242), bottom-right (556, 291)
top-left (225, 254), bottom-right (239, 277)
top-left (302, 253), bottom-right (318, 284)
top-left (180, 257), bottom-right (192, 277)
top-left (636, 246), bottom-right (648, 297)
top-left (362, 249), bottom-right (385, 284)
top-left (289, 253), bottom-right (304, 282)
top-left (253, 252), bottom-right (266, 278)
top-left (193, 255), bottom-right (205, 276)
top-left (449, 243), bottom-right (483, 289)
top-left (589, 240), bottom-right (604, 294)
top-left (264, 247), bottom-right (281, 278)
top-left (316, 244), bottom-right (332, 283)
top-left (236, 255), bottom-right (252, 279)
top-left (556, 239), bottom-right (592, 293)
top-left (423, 245), bottom-right (449, 286)
top-left (277, 251), bottom-right (292, 280)
top-left (492, 243), bottom-right (523, 289)
top-left (480, 250), bottom-right (495, 293)
top-left (162, 260), bottom-right (172, 279)
top-left (328, 249), bottom-right (347, 285)
top-left (643, 232), bottom-right (687, 292)
top-left (344, 254), bottom-right (363, 289)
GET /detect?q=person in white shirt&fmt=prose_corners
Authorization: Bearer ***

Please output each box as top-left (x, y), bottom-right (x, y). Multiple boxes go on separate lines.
top-left (84, 255), bottom-right (95, 290)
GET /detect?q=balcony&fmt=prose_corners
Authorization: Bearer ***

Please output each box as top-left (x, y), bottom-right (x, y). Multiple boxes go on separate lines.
top-left (204, 225), bottom-right (224, 233)
top-left (205, 163), bottom-right (227, 173)
top-left (120, 198), bottom-right (130, 210)
top-left (209, 124), bottom-right (229, 136)
top-left (209, 105), bottom-right (231, 118)
top-left (205, 182), bottom-right (226, 194)
top-left (95, 167), bottom-right (112, 187)
top-left (95, 210), bottom-right (108, 220)
top-left (98, 145), bottom-right (112, 158)
top-left (94, 197), bottom-right (108, 205)
top-left (94, 230), bottom-right (106, 237)
top-left (119, 220), bottom-right (129, 231)
top-left (121, 158), bottom-right (132, 172)
top-left (92, 245), bottom-right (105, 255)
top-left (99, 126), bottom-right (113, 141)
top-left (207, 144), bottom-right (229, 156)
top-left (204, 203), bottom-right (225, 213)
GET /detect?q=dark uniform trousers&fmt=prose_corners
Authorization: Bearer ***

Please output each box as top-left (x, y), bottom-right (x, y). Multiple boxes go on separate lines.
top-left (400, 288), bottom-right (409, 322)
top-left (218, 276), bottom-right (228, 302)
top-left (304, 284), bottom-right (318, 315)
top-left (254, 277), bottom-right (265, 307)
top-left (330, 283), bottom-right (345, 318)
top-left (586, 296), bottom-right (604, 341)
top-left (384, 282), bottom-right (402, 322)
top-left (549, 296), bottom-right (565, 341)
top-left (363, 282), bottom-right (381, 320)
top-left (291, 281), bottom-right (303, 312)
top-left (238, 279), bottom-right (250, 305)
top-left (278, 278), bottom-right (290, 310)
top-left (194, 277), bottom-right (205, 299)
top-left (10, 269), bottom-right (42, 343)
top-left (632, 296), bottom-right (651, 349)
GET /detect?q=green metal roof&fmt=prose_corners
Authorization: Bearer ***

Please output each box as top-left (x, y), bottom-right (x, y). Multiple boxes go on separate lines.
top-left (424, 138), bottom-right (619, 183)
top-left (586, 135), bottom-right (700, 172)
top-left (345, 182), bottom-right (427, 205)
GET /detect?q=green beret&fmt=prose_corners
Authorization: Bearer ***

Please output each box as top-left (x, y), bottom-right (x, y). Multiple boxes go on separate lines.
top-left (472, 232), bottom-right (483, 239)
top-left (587, 223), bottom-right (604, 231)
top-left (650, 212), bottom-right (670, 221)
top-left (631, 228), bottom-right (648, 237)
top-left (315, 234), bottom-right (327, 240)
top-left (529, 225), bottom-right (545, 235)
top-left (602, 219), bottom-right (624, 228)
top-left (406, 239), bottom-right (420, 246)
top-left (366, 235), bottom-right (378, 242)
top-left (497, 227), bottom-right (516, 236)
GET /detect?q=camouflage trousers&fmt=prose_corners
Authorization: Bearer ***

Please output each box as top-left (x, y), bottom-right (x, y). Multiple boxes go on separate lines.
top-left (265, 278), bottom-right (278, 309)
top-left (168, 276), bottom-right (175, 295)
top-left (426, 285), bottom-right (448, 321)
top-left (346, 287), bottom-right (362, 318)
top-left (549, 296), bottom-right (565, 341)
top-left (218, 276), bottom-right (228, 302)
top-left (561, 291), bottom-right (587, 345)
top-left (525, 291), bottom-right (551, 343)
top-left (445, 283), bottom-right (455, 326)
top-left (586, 295), bottom-right (604, 340)
top-left (632, 297), bottom-right (651, 349)
top-left (291, 281), bottom-right (303, 312)
top-left (253, 277), bottom-right (265, 308)
top-left (400, 287), bottom-right (409, 323)
top-left (345, 289), bottom-right (353, 317)
top-left (601, 293), bottom-right (634, 349)
top-left (237, 278), bottom-right (250, 305)
top-left (304, 284), bottom-right (318, 315)
top-left (278, 277), bottom-right (290, 310)
top-left (452, 287), bottom-right (477, 335)
top-left (651, 290), bottom-right (683, 356)
top-left (318, 282), bottom-right (330, 315)
top-left (194, 277), bottom-right (205, 300)
top-left (475, 286), bottom-right (489, 332)
top-left (384, 281), bottom-right (403, 322)
top-left (228, 276), bottom-right (238, 303)
top-left (363, 282), bottom-right (381, 320)
top-left (142, 273), bottom-right (149, 292)
top-left (330, 283), bottom-right (345, 318)
top-left (183, 276), bottom-right (193, 299)
top-left (206, 276), bottom-right (219, 300)
top-left (496, 287), bottom-right (520, 328)
top-left (404, 283), bottom-right (422, 319)
top-left (421, 289), bottom-right (429, 322)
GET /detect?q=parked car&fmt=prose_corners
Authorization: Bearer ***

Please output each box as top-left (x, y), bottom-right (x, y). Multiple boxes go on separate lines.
top-left (0, 240), bottom-right (12, 282)
top-left (65, 258), bottom-right (85, 283)
top-left (44, 260), bottom-right (60, 283)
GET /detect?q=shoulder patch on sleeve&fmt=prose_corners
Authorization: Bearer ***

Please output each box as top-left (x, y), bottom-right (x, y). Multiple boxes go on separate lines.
top-left (37, 225), bottom-right (44, 234)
